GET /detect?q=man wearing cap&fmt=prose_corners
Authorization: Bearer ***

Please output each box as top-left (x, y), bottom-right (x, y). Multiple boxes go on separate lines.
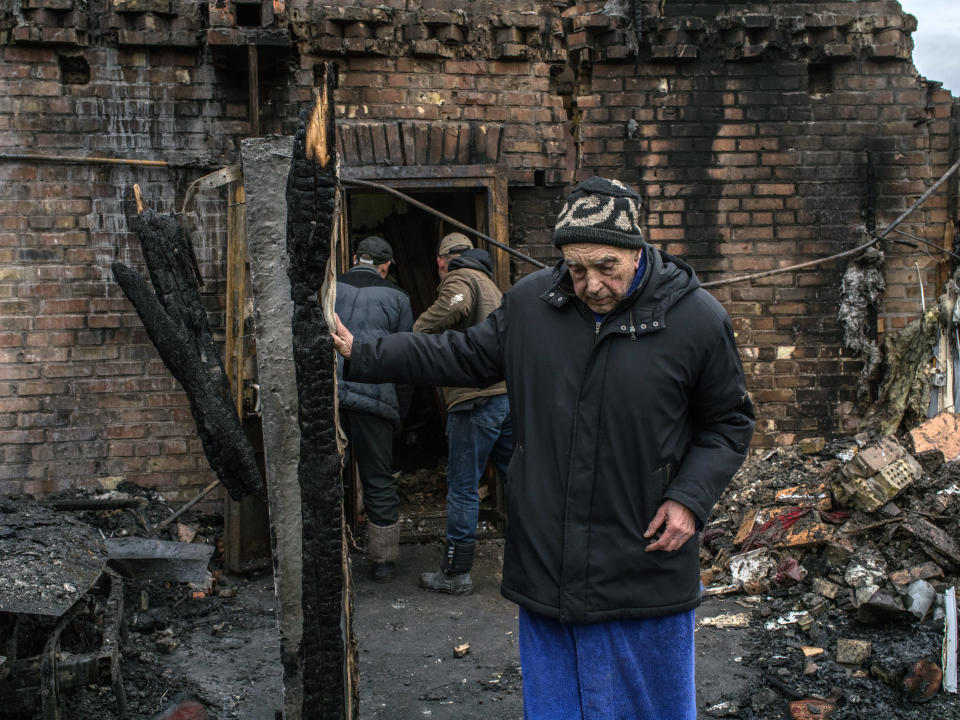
top-left (412, 232), bottom-right (513, 596)
top-left (331, 178), bottom-right (754, 717)
top-left (335, 235), bottom-right (412, 582)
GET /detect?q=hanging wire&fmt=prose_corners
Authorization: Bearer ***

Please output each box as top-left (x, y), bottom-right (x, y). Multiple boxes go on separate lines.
top-left (338, 177), bottom-right (547, 269)
top-left (886, 226), bottom-right (960, 263)
top-left (702, 156), bottom-right (960, 288)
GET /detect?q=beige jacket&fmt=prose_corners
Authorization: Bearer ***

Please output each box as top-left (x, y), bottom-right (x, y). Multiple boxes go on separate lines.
top-left (413, 251), bottom-right (507, 410)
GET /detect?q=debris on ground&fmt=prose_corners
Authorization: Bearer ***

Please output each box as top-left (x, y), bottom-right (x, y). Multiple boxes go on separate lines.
top-left (453, 642), bottom-right (471, 658)
top-left (701, 418), bottom-right (960, 718)
top-left (5, 411), bottom-right (960, 718)
top-left (0, 487), bottom-right (251, 719)
top-left (390, 463), bottom-right (499, 541)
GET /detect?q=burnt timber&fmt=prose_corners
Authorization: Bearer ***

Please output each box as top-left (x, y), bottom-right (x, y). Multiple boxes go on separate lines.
top-left (111, 197), bottom-right (264, 502)
top-left (284, 64), bottom-right (358, 719)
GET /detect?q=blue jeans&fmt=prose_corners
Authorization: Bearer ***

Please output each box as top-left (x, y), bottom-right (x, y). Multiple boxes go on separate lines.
top-left (445, 394), bottom-right (513, 545)
top-left (518, 606), bottom-right (696, 720)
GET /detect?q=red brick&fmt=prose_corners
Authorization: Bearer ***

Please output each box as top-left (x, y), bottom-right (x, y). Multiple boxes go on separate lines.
top-left (35, 315), bottom-right (85, 330)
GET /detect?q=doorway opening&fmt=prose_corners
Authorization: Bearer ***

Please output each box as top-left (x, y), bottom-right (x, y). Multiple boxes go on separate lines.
top-left (338, 173), bottom-right (509, 542)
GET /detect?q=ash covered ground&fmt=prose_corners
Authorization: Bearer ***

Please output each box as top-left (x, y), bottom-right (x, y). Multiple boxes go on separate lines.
top-left (4, 447), bottom-right (959, 719)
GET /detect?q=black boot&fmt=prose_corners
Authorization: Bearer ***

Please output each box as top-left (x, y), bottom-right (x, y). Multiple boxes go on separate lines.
top-left (420, 540), bottom-right (474, 596)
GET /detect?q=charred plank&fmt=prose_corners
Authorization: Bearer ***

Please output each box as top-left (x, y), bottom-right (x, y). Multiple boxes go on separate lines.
top-left (285, 64), bottom-right (357, 718)
top-left (111, 202), bottom-right (263, 501)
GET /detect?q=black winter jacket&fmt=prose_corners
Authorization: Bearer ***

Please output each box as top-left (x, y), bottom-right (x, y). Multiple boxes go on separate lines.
top-left (349, 244), bottom-right (754, 622)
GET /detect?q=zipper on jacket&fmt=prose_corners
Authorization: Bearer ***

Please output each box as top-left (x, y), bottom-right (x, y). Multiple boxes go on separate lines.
top-left (594, 320), bottom-right (601, 336)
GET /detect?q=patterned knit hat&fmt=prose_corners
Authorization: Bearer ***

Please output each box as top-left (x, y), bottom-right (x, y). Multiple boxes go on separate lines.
top-left (553, 177), bottom-right (643, 249)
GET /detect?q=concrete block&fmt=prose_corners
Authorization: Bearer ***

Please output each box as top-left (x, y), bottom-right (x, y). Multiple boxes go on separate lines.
top-left (836, 638), bottom-right (872, 665)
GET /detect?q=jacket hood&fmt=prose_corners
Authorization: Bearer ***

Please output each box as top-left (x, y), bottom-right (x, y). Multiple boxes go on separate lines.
top-left (448, 248), bottom-right (494, 279)
top-left (549, 243), bottom-right (701, 323)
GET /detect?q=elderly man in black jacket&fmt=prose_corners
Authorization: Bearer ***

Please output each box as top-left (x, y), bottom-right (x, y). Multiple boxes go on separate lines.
top-left (332, 178), bottom-right (754, 719)
top-left (335, 235), bottom-right (413, 583)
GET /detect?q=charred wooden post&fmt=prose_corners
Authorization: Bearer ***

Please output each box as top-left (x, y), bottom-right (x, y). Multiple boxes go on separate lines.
top-left (283, 64), bottom-right (357, 718)
top-left (111, 192), bottom-right (263, 502)
top-left (242, 135), bottom-right (307, 717)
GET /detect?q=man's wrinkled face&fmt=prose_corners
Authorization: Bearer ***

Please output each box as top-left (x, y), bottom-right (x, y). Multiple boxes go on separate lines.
top-left (562, 243), bottom-right (642, 315)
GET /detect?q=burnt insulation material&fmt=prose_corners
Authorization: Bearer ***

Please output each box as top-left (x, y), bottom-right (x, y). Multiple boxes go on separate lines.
top-left (111, 209), bottom-right (263, 501)
top-left (839, 246), bottom-right (886, 397)
top-left (868, 305), bottom-right (940, 436)
top-left (285, 77), bottom-right (354, 717)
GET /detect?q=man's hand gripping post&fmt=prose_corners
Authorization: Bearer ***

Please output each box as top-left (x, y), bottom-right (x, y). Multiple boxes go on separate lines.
top-left (330, 313), bottom-right (354, 358)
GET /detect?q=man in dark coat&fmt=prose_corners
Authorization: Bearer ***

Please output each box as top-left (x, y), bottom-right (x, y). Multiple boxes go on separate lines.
top-left (331, 179), bottom-right (754, 718)
top-left (413, 232), bottom-right (513, 596)
top-left (335, 235), bottom-right (412, 583)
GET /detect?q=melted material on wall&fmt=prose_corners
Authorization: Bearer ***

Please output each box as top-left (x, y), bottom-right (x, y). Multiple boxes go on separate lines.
top-left (839, 246), bottom-right (885, 399)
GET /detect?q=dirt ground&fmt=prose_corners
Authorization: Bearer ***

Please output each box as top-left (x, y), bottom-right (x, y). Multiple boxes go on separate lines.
top-left (7, 446), bottom-right (959, 719)
top-left (39, 538), bottom-right (761, 720)
top-left (353, 540), bottom-right (761, 720)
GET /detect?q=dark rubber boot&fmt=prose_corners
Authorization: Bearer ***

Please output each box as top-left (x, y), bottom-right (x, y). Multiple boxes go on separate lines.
top-left (420, 541), bottom-right (474, 596)
top-left (371, 561), bottom-right (396, 583)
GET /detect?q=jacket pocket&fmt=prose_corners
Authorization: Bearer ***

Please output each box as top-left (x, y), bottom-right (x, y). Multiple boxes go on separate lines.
top-left (642, 463), bottom-right (671, 525)
top-left (504, 443), bottom-right (523, 507)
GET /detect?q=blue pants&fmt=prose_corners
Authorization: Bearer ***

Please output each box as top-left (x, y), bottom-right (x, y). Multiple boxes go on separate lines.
top-left (518, 606), bottom-right (696, 720)
top-left (445, 394), bottom-right (513, 544)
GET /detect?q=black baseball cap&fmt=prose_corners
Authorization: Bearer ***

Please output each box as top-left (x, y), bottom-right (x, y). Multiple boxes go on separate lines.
top-left (356, 236), bottom-right (393, 263)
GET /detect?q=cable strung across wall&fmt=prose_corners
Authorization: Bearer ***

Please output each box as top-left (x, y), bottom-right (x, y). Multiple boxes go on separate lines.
top-left (338, 177), bottom-right (548, 269)
top-left (701, 156), bottom-right (960, 289)
top-left (5, 150), bottom-right (956, 284)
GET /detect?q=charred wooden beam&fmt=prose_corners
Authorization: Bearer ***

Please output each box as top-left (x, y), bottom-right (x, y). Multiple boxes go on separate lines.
top-left (111, 193), bottom-right (264, 501)
top-left (284, 64), bottom-right (357, 718)
top-left (241, 134), bottom-right (307, 717)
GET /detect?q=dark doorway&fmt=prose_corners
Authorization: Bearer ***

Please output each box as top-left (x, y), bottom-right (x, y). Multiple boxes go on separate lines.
top-left (340, 186), bottom-right (503, 539)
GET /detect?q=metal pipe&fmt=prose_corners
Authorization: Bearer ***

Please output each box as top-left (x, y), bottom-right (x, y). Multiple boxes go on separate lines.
top-left (0, 152), bottom-right (170, 167)
top-left (339, 177), bottom-right (547, 269)
top-left (945, 587), bottom-right (957, 693)
top-left (916, 262), bottom-right (926, 311)
top-left (147, 479), bottom-right (221, 537)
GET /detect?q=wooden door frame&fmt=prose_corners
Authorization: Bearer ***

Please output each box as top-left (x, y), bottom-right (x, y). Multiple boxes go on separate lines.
top-left (338, 165), bottom-right (510, 290)
top-left (338, 165), bottom-right (510, 538)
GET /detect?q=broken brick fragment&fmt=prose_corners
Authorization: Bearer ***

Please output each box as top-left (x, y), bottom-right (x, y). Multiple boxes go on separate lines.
top-left (901, 659), bottom-right (942, 703)
top-left (788, 698), bottom-right (835, 720)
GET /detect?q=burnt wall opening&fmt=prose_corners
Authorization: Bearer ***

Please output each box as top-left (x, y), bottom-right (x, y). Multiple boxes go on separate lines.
top-left (58, 54), bottom-right (89, 85)
top-left (808, 62), bottom-right (835, 95)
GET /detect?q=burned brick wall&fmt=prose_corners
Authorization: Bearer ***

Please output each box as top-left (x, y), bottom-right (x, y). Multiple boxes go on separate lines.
top-left (0, 0), bottom-right (957, 500)
top-left (0, 0), bottom-right (302, 501)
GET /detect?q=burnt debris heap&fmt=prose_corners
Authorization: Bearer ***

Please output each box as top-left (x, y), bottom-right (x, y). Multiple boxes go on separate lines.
top-left (110, 192), bottom-right (264, 502)
top-left (284, 65), bottom-right (357, 719)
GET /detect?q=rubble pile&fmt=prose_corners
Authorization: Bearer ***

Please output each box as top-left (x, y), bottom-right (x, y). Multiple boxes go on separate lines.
top-left (54, 483), bottom-right (223, 544)
top-left (700, 417), bottom-right (960, 719)
top-left (1, 489), bottom-right (236, 719)
top-left (396, 464), bottom-right (448, 516)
